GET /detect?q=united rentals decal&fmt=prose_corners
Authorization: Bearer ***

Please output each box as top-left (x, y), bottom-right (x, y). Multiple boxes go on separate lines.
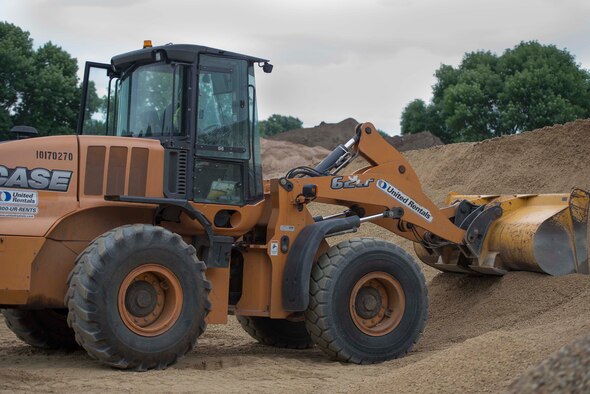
top-left (0, 190), bottom-right (39, 218)
top-left (377, 179), bottom-right (432, 223)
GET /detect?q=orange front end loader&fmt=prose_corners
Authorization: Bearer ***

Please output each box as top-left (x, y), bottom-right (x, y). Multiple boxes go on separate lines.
top-left (0, 43), bottom-right (587, 370)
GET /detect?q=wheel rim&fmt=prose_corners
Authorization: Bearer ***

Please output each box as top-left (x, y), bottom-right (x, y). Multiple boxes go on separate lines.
top-left (349, 271), bottom-right (405, 336)
top-left (118, 264), bottom-right (183, 337)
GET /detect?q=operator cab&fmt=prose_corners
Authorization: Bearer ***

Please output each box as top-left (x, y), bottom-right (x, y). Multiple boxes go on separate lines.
top-left (79, 42), bottom-right (272, 206)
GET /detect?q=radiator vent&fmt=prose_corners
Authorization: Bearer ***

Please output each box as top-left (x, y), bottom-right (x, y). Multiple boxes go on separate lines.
top-left (84, 146), bottom-right (149, 197)
top-left (176, 150), bottom-right (188, 195)
top-left (164, 149), bottom-right (188, 198)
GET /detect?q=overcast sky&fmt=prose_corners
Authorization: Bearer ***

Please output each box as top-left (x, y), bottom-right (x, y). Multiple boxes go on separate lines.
top-left (2, 0), bottom-right (590, 135)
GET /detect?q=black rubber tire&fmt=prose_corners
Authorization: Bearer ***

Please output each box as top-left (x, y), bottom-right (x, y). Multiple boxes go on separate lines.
top-left (65, 224), bottom-right (211, 371)
top-left (1, 308), bottom-right (78, 350)
top-left (236, 316), bottom-right (314, 349)
top-left (304, 237), bottom-right (428, 364)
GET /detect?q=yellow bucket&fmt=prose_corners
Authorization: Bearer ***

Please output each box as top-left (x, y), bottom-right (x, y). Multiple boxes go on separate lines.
top-left (415, 189), bottom-right (590, 276)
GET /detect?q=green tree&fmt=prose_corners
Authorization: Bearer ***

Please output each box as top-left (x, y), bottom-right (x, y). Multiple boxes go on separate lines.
top-left (259, 114), bottom-right (303, 137)
top-left (80, 80), bottom-right (107, 134)
top-left (15, 42), bottom-right (80, 135)
top-left (401, 42), bottom-right (590, 143)
top-left (0, 22), bottom-right (34, 140)
top-left (441, 57), bottom-right (503, 141)
top-left (0, 22), bottom-right (80, 140)
top-left (497, 42), bottom-right (590, 133)
top-left (400, 99), bottom-right (430, 133)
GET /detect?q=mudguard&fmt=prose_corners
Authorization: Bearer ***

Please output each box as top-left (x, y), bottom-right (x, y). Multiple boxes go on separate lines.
top-left (282, 215), bottom-right (360, 311)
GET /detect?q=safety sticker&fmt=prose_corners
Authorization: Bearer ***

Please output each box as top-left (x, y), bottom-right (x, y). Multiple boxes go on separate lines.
top-left (270, 241), bottom-right (279, 256)
top-left (376, 180), bottom-right (432, 223)
top-left (0, 190), bottom-right (39, 218)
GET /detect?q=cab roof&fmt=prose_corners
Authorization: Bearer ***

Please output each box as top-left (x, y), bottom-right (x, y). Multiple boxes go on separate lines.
top-left (111, 44), bottom-right (269, 72)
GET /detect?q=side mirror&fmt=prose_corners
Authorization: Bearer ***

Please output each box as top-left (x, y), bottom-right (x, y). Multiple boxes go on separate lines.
top-left (262, 62), bottom-right (273, 74)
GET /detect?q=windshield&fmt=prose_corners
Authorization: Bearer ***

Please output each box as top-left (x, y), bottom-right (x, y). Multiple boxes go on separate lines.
top-left (114, 63), bottom-right (187, 137)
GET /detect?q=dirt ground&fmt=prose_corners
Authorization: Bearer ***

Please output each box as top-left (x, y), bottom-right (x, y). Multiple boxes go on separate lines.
top-left (2, 119), bottom-right (590, 392)
top-left (508, 331), bottom-right (590, 393)
top-left (2, 270), bottom-right (588, 393)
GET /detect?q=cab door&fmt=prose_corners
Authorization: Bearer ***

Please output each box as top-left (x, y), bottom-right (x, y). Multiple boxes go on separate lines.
top-left (193, 55), bottom-right (258, 206)
top-left (77, 62), bottom-right (114, 135)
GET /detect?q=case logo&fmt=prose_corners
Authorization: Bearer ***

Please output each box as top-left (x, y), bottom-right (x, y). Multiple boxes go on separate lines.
top-left (0, 165), bottom-right (72, 192)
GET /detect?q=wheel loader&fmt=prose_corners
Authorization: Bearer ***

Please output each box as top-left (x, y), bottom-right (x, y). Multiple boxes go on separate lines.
top-left (0, 42), bottom-right (588, 370)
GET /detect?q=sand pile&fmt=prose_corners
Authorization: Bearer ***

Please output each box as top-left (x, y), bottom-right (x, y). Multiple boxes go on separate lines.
top-left (268, 118), bottom-right (443, 151)
top-left (260, 138), bottom-right (330, 179)
top-left (386, 131), bottom-right (443, 151)
top-left (507, 332), bottom-right (590, 393)
top-left (403, 119), bottom-right (590, 203)
top-left (267, 118), bottom-right (359, 150)
top-left (2, 119), bottom-right (590, 392)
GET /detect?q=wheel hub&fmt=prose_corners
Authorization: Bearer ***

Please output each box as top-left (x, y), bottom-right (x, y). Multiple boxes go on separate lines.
top-left (117, 264), bottom-right (183, 337)
top-left (125, 281), bottom-right (158, 317)
top-left (349, 271), bottom-right (406, 337)
top-left (355, 287), bottom-right (383, 319)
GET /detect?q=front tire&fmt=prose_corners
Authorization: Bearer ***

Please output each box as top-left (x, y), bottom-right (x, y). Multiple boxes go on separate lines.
top-left (1, 308), bottom-right (78, 350)
top-left (237, 316), bottom-right (313, 349)
top-left (305, 238), bottom-right (428, 364)
top-left (66, 224), bottom-right (211, 370)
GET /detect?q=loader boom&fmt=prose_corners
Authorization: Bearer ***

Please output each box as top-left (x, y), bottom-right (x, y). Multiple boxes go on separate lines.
top-left (282, 122), bottom-right (589, 278)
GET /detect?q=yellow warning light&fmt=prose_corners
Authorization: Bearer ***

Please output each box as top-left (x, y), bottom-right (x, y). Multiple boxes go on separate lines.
top-left (143, 40), bottom-right (153, 48)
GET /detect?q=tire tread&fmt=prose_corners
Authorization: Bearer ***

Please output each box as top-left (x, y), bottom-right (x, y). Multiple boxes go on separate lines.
top-left (1, 308), bottom-right (78, 350)
top-left (65, 224), bottom-right (211, 370)
top-left (304, 237), bottom-right (428, 364)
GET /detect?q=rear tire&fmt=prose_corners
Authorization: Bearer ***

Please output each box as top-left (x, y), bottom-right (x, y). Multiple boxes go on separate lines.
top-left (66, 224), bottom-right (211, 370)
top-left (1, 308), bottom-right (78, 350)
top-left (305, 238), bottom-right (428, 364)
top-left (237, 315), bottom-right (313, 349)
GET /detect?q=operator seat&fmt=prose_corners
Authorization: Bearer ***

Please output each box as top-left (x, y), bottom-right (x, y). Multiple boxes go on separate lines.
top-left (139, 110), bottom-right (160, 137)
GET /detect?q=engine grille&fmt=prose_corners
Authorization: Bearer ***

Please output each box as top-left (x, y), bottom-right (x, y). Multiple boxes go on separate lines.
top-left (84, 146), bottom-right (150, 197)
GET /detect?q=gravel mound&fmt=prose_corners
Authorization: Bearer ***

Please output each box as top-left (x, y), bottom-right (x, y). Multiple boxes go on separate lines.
top-left (260, 138), bottom-right (330, 178)
top-left (268, 118), bottom-right (443, 151)
top-left (385, 131), bottom-right (443, 151)
top-left (507, 333), bottom-right (590, 393)
top-left (403, 118), bottom-right (590, 204)
top-left (267, 118), bottom-right (359, 150)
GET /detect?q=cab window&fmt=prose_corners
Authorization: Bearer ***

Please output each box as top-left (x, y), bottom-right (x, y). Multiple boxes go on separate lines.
top-left (196, 56), bottom-right (249, 160)
top-left (80, 62), bottom-right (188, 138)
